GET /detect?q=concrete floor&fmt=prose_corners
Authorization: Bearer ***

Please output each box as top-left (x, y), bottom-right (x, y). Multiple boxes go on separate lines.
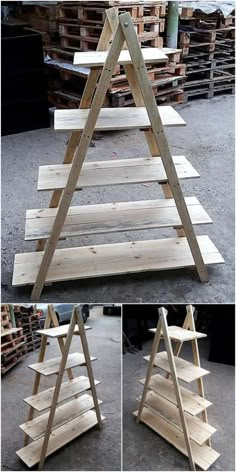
top-left (123, 337), bottom-right (235, 471)
top-left (1, 306), bottom-right (121, 471)
top-left (1, 95), bottom-right (235, 303)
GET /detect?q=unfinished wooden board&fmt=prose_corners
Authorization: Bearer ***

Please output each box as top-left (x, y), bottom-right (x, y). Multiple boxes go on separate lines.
top-left (137, 390), bottom-right (216, 445)
top-left (139, 374), bottom-right (212, 416)
top-left (25, 197), bottom-right (212, 241)
top-left (73, 47), bottom-right (168, 66)
top-left (54, 107), bottom-right (186, 131)
top-left (16, 409), bottom-right (105, 468)
top-left (1, 327), bottom-right (22, 337)
top-left (144, 351), bottom-right (210, 383)
top-left (37, 156), bottom-right (199, 192)
top-left (13, 235), bottom-right (224, 287)
top-left (149, 325), bottom-right (207, 342)
top-left (24, 376), bottom-right (99, 411)
top-left (28, 352), bottom-right (96, 375)
top-left (19, 393), bottom-right (102, 440)
top-left (133, 407), bottom-right (220, 471)
top-left (36, 324), bottom-right (91, 338)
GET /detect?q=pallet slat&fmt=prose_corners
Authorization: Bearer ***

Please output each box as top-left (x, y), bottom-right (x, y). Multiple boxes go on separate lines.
top-left (73, 47), bottom-right (168, 66)
top-left (24, 376), bottom-right (100, 411)
top-left (54, 106), bottom-right (186, 131)
top-left (37, 156), bottom-right (199, 192)
top-left (25, 197), bottom-right (212, 241)
top-left (19, 393), bottom-right (102, 440)
top-left (150, 325), bottom-right (207, 341)
top-left (139, 374), bottom-right (212, 416)
top-left (144, 351), bottom-right (210, 383)
top-left (13, 235), bottom-right (224, 287)
top-left (133, 407), bottom-right (220, 471)
top-left (28, 352), bottom-right (96, 375)
top-left (16, 410), bottom-right (105, 468)
top-left (137, 390), bottom-right (216, 445)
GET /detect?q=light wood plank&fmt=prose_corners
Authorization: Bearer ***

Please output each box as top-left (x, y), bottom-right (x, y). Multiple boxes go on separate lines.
top-left (25, 197), bottom-right (212, 241)
top-left (24, 376), bottom-right (100, 411)
top-left (133, 407), bottom-right (220, 471)
top-left (28, 352), bottom-right (96, 376)
top-left (36, 324), bottom-right (91, 338)
top-left (19, 394), bottom-right (102, 440)
top-left (150, 325), bottom-right (207, 342)
top-left (144, 351), bottom-right (210, 383)
top-left (13, 235), bottom-right (224, 287)
top-left (37, 156), bottom-right (199, 192)
top-left (1, 327), bottom-right (22, 337)
top-left (16, 410), bottom-right (105, 468)
top-left (54, 107), bottom-right (186, 131)
top-left (73, 47), bottom-right (168, 66)
top-left (137, 390), bottom-right (216, 445)
top-left (139, 374), bottom-right (212, 415)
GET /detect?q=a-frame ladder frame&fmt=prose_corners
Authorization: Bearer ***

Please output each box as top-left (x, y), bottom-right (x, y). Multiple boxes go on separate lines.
top-left (28, 305), bottom-right (102, 470)
top-left (136, 307), bottom-right (196, 471)
top-left (31, 12), bottom-right (208, 300)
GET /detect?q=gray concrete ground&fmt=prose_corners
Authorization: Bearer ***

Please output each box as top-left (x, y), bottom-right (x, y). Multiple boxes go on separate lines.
top-left (123, 337), bottom-right (235, 471)
top-left (1, 95), bottom-right (235, 303)
top-left (1, 306), bottom-right (121, 471)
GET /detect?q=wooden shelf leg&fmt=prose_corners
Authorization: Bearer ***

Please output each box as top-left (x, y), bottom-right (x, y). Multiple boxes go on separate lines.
top-left (48, 304), bottom-right (74, 381)
top-left (159, 307), bottom-right (196, 471)
top-left (136, 318), bottom-right (162, 423)
top-left (75, 305), bottom-right (103, 429)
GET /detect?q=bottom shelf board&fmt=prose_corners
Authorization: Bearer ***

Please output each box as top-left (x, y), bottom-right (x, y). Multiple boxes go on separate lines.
top-left (134, 407), bottom-right (220, 471)
top-left (139, 374), bottom-right (212, 416)
top-left (137, 391), bottom-right (216, 446)
top-left (16, 409), bottom-right (105, 468)
top-left (12, 235), bottom-right (224, 286)
top-left (20, 393), bottom-right (102, 440)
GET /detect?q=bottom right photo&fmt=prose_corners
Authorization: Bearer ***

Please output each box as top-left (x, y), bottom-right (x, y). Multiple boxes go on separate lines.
top-left (122, 304), bottom-right (235, 471)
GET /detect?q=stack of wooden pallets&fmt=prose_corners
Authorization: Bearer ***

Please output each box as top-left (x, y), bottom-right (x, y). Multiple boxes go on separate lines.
top-left (16, 2), bottom-right (59, 46)
top-left (179, 7), bottom-right (235, 102)
top-left (1, 305), bottom-right (26, 375)
top-left (14, 306), bottom-right (42, 353)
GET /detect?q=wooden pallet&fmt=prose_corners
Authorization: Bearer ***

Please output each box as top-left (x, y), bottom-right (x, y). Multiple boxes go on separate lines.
top-left (136, 306), bottom-right (220, 471)
top-left (16, 304), bottom-right (104, 469)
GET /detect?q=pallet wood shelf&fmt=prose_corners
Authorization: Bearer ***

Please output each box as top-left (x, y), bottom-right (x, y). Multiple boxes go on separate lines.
top-left (16, 305), bottom-right (104, 469)
top-left (12, 9), bottom-right (224, 298)
top-left (136, 306), bottom-right (220, 471)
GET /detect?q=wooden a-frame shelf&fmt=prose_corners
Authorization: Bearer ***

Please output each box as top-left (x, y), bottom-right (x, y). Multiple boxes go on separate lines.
top-left (16, 304), bottom-right (104, 470)
top-left (12, 9), bottom-right (224, 299)
top-left (135, 306), bottom-right (220, 471)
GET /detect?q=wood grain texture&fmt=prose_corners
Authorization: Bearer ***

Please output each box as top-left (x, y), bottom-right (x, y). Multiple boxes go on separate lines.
top-left (37, 156), bottom-right (199, 192)
top-left (73, 47), bottom-right (168, 66)
top-left (149, 325), bottom-right (207, 342)
top-left (13, 235), bottom-right (224, 287)
top-left (36, 324), bottom-right (91, 338)
top-left (54, 106), bottom-right (186, 131)
top-left (25, 197), bottom-right (212, 241)
top-left (28, 352), bottom-right (96, 376)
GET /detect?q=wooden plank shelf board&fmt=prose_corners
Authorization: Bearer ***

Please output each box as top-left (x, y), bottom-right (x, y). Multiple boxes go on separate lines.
top-left (19, 393), bottom-right (102, 441)
top-left (149, 325), bottom-right (207, 342)
top-left (54, 107), bottom-right (186, 131)
top-left (37, 156), bottom-right (199, 192)
top-left (16, 409), bottom-right (105, 468)
top-left (73, 47), bottom-right (168, 66)
top-left (24, 376), bottom-right (100, 411)
top-left (139, 374), bottom-right (212, 416)
top-left (137, 390), bottom-right (216, 445)
top-left (144, 351), bottom-right (210, 383)
top-left (25, 197), bottom-right (212, 241)
top-left (36, 324), bottom-right (91, 338)
top-left (28, 352), bottom-right (96, 375)
top-left (1, 327), bottom-right (22, 337)
top-left (13, 236), bottom-right (224, 287)
top-left (133, 407), bottom-right (220, 471)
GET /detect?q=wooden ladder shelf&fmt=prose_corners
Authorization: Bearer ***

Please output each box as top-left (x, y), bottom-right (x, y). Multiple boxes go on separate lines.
top-left (12, 8), bottom-right (224, 299)
top-left (16, 304), bottom-right (104, 469)
top-left (135, 305), bottom-right (220, 471)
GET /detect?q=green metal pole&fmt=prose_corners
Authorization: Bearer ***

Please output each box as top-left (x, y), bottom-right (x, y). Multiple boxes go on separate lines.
top-left (166, 1), bottom-right (179, 48)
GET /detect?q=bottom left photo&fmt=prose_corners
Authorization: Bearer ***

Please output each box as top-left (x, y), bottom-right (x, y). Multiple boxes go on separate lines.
top-left (1, 303), bottom-right (121, 471)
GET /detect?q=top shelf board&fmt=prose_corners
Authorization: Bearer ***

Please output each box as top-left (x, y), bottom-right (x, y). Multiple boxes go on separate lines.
top-left (36, 324), bottom-right (91, 338)
top-left (73, 47), bottom-right (168, 67)
top-left (150, 325), bottom-right (207, 342)
top-left (54, 107), bottom-right (186, 132)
